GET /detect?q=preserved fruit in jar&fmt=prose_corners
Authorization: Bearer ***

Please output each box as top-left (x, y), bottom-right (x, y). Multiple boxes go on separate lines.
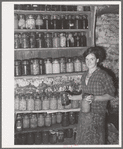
top-left (30, 58), bottom-right (40, 75)
top-left (51, 113), bottom-right (56, 125)
top-left (74, 57), bottom-right (82, 72)
top-left (50, 94), bottom-right (57, 110)
top-left (23, 114), bottom-right (29, 129)
top-left (58, 130), bottom-right (64, 142)
top-left (14, 60), bottom-right (21, 76)
top-left (27, 94), bottom-right (34, 111)
top-left (66, 57), bottom-right (73, 73)
top-left (18, 14), bottom-right (26, 29)
top-left (42, 95), bottom-right (50, 110)
top-left (60, 33), bottom-right (66, 47)
top-left (15, 94), bottom-right (20, 111)
top-left (45, 113), bottom-right (51, 127)
top-left (26, 14), bottom-right (35, 29)
top-left (21, 59), bottom-right (30, 76)
top-left (44, 58), bottom-right (52, 74)
top-left (60, 57), bottom-right (66, 73)
top-left (49, 131), bottom-right (57, 144)
top-left (44, 33), bottom-right (52, 48)
top-left (19, 95), bottom-right (26, 111)
top-left (37, 113), bottom-right (44, 127)
top-left (39, 58), bottom-right (44, 75)
top-left (35, 15), bottom-right (43, 29)
top-left (34, 94), bottom-right (41, 110)
top-left (52, 58), bottom-right (60, 74)
top-left (29, 114), bottom-right (37, 128)
top-left (36, 32), bottom-right (45, 48)
top-left (56, 112), bottom-right (62, 123)
top-left (62, 112), bottom-right (69, 127)
top-left (21, 33), bottom-right (29, 48)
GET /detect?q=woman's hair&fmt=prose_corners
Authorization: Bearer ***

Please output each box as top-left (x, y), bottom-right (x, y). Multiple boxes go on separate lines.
top-left (83, 46), bottom-right (106, 65)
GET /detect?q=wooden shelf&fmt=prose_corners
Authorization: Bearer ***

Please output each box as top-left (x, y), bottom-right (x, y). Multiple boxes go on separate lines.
top-left (14, 46), bottom-right (88, 52)
top-left (15, 123), bottom-right (78, 134)
top-left (14, 10), bottom-right (91, 15)
top-left (14, 29), bottom-right (89, 33)
top-left (14, 72), bottom-right (84, 79)
top-left (15, 108), bottom-right (81, 114)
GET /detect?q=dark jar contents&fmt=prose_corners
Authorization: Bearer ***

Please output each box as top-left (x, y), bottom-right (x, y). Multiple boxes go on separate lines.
top-left (74, 32), bottom-right (80, 47)
top-left (29, 114), bottom-right (37, 129)
top-left (14, 60), bottom-right (22, 76)
top-left (34, 132), bottom-right (42, 144)
top-left (21, 33), bottom-right (29, 48)
top-left (49, 131), bottom-right (57, 144)
top-left (44, 33), bottom-right (53, 48)
top-left (15, 114), bottom-right (22, 132)
top-left (15, 134), bottom-right (22, 145)
top-left (29, 32), bottom-right (36, 48)
top-left (39, 58), bottom-right (44, 75)
top-left (73, 56), bottom-right (82, 72)
top-left (36, 32), bottom-right (45, 48)
top-left (27, 132), bottom-right (34, 145)
top-left (66, 128), bottom-right (73, 138)
top-left (22, 114), bottom-right (30, 129)
top-left (60, 57), bottom-right (66, 73)
top-left (30, 58), bottom-right (40, 75)
top-left (21, 133), bottom-right (27, 145)
top-left (83, 15), bottom-right (88, 29)
top-left (42, 131), bottom-right (49, 144)
top-left (75, 112), bottom-right (79, 124)
top-left (62, 112), bottom-right (69, 127)
top-left (21, 59), bottom-right (30, 76)
top-left (57, 130), bottom-right (64, 142)
top-left (66, 33), bottom-right (74, 47)
top-left (80, 32), bottom-right (87, 47)
top-left (69, 111), bottom-right (76, 125)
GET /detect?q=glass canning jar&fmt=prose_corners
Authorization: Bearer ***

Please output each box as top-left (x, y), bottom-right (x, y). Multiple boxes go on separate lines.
top-left (56, 112), bottom-right (62, 123)
top-left (60, 33), bottom-right (66, 47)
top-left (29, 32), bottom-right (36, 48)
top-left (57, 130), bottom-right (64, 142)
top-left (42, 131), bottom-right (49, 144)
top-left (71, 100), bottom-right (79, 109)
top-left (14, 60), bottom-right (22, 76)
top-left (44, 33), bottom-right (52, 48)
top-left (69, 111), bottom-right (76, 125)
top-left (27, 94), bottom-right (34, 111)
top-left (29, 114), bottom-right (37, 128)
top-left (74, 56), bottom-right (82, 72)
top-left (80, 32), bottom-right (87, 47)
top-left (66, 32), bottom-right (74, 47)
top-left (30, 58), bottom-right (40, 75)
top-left (22, 114), bottom-right (29, 129)
top-left (36, 32), bottom-right (45, 48)
top-left (21, 59), bottom-right (30, 76)
top-left (49, 94), bottom-right (57, 110)
top-left (57, 94), bottom-right (64, 109)
top-left (44, 58), bottom-right (52, 74)
top-left (26, 14), bottom-right (35, 29)
top-left (27, 132), bottom-right (34, 145)
top-left (34, 94), bottom-right (42, 111)
top-left (62, 112), bottom-right (69, 127)
top-left (42, 95), bottom-right (50, 110)
top-left (66, 57), bottom-right (74, 73)
top-left (19, 95), bottom-right (26, 111)
top-left (53, 32), bottom-right (60, 48)
top-left (44, 113), bottom-right (51, 127)
top-left (21, 33), bottom-right (29, 48)
top-left (14, 94), bottom-right (20, 111)
top-left (15, 114), bottom-right (22, 132)
top-left (18, 14), bottom-right (26, 29)
top-left (37, 113), bottom-right (44, 127)
top-left (14, 14), bottom-right (18, 29)
top-left (39, 58), bottom-right (44, 75)
top-left (34, 132), bottom-right (42, 145)
top-left (14, 33), bottom-right (20, 49)
top-left (52, 58), bottom-right (60, 74)
top-left (49, 131), bottom-right (57, 144)
top-left (35, 15), bottom-right (43, 29)
top-left (51, 113), bottom-right (56, 125)
top-left (60, 57), bottom-right (66, 73)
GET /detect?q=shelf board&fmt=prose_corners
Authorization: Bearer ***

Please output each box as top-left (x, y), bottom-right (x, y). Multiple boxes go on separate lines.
top-left (15, 123), bottom-right (78, 134)
top-left (14, 29), bottom-right (89, 33)
top-left (15, 108), bottom-right (81, 114)
top-left (14, 72), bottom-right (84, 79)
top-left (14, 10), bottom-right (91, 15)
top-left (14, 46), bottom-right (88, 51)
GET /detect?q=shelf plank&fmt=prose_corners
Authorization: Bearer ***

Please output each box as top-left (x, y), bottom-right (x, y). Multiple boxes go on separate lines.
top-left (14, 72), bottom-right (83, 79)
top-left (14, 10), bottom-right (91, 15)
top-left (14, 29), bottom-right (89, 33)
top-left (15, 123), bottom-right (78, 134)
top-left (15, 108), bottom-right (81, 114)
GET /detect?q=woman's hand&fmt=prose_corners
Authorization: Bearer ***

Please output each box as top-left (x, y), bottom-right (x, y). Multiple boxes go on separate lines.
top-left (85, 95), bottom-right (94, 103)
top-left (67, 94), bottom-right (82, 100)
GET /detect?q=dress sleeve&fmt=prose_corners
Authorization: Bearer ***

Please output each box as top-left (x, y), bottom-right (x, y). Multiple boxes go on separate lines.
top-left (100, 72), bottom-right (115, 97)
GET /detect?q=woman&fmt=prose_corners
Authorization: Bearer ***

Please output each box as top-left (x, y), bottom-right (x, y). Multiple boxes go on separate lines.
top-left (69, 46), bottom-right (115, 144)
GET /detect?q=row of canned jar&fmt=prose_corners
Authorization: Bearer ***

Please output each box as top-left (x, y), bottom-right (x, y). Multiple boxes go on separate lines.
top-left (15, 93), bottom-right (80, 111)
top-left (15, 112), bottom-right (79, 131)
top-left (14, 32), bottom-right (87, 49)
top-left (15, 128), bottom-right (76, 145)
top-left (14, 4), bottom-right (90, 11)
top-left (14, 14), bottom-right (88, 30)
top-left (15, 57), bottom-right (88, 76)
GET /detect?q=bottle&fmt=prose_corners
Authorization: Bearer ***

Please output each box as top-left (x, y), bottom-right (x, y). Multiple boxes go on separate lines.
top-left (60, 15), bottom-right (64, 29)
top-left (60, 57), bottom-right (66, 73)
top-left (34, 94), bottom-right (42, 111)
top-left (53, 32), bottom-right (60, 48)
top-left (52, 58), bottom-right (60, 74)
top-left (14, 60), bottom-right (22, 76)
top-left (75, 15), bottom-right (79, 29)
top-left (71, 100), bottom-right (79, 109)
top-left (74, 32), bottom-right (80, 47)
top-left (27, 94), bottom-right (34, 111)
top-left (39, 58), bottom-right (44, 75)
top-left (18, 14), bottom-right (26, 29)
top-left (60, 33), bottom-right (66, 47)
top-left (66, 33), bottom-right (74, 47)
top-left (35, 15), bottom-right (43, 29)
top-left (36, 32), bottom-right (45, 48)
top-left (21, 33), bottom-right (29, 49)
top-left (62, 112), bottom-right (69, 127)
top-left (56, 112), bottom-right (62, 123)
top-left (21, 133), bottom-right (27, 145)
top-left (26, 14), bottom-right (35, 29)
top-left (14, 33), bottom-right (20, 49)
top-left (14, 14), bottom-right (18, 29)
top-left (15, 114), bottom-right (22, 132)
top-left (32, 4), bottom-right (40, 10)
top-left (44, 58), bottom-right (52, 74)
top-left (57, 130), bottom-right (64, 142)
top-left (42, 94), bottom-right (50, 110)
top-left (48, 15), bottom-right (54, 29)
top-left (83, 15), bottom-right (88, 29)
top-left (37, 113), bottom-right (44, 127)
top-left (19, 95), bottom-right (26, 111)
top-left (64, 15), bottom-right (69, 29)
top-left (53, 15), bottom-right (57, 29)
top-left (15, 94), bottom-right (20, 111)
top-left (30, 114), bottom-right (37, 128)
top-left (51, 113), bottom-right (56, 125)
top-left (80, 32), bottom-right (87, 47)
top-left (66, 57), bottom-right (74, 73)
top-left (29, 32), bottom-right (36, 48)
top-left (23, 114), bottom-right (29, 129)
top-left (79, 15), bottom-right (83, 29)
top-left (74, 56), bottom-right (82, 72)
top-left (45, 33), bottom-right (52, 48)
top-left (21, 59), bottom-right (30, 76)
top-left (45, 15), bottom-right (49, 30)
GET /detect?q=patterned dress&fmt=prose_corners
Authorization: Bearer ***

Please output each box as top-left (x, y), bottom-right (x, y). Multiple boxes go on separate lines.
top-left (75, 68), bottom-right (115, 144)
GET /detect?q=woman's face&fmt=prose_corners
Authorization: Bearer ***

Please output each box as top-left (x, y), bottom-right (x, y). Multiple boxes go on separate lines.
top-left (85, 53), bottom-right (99, 69)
